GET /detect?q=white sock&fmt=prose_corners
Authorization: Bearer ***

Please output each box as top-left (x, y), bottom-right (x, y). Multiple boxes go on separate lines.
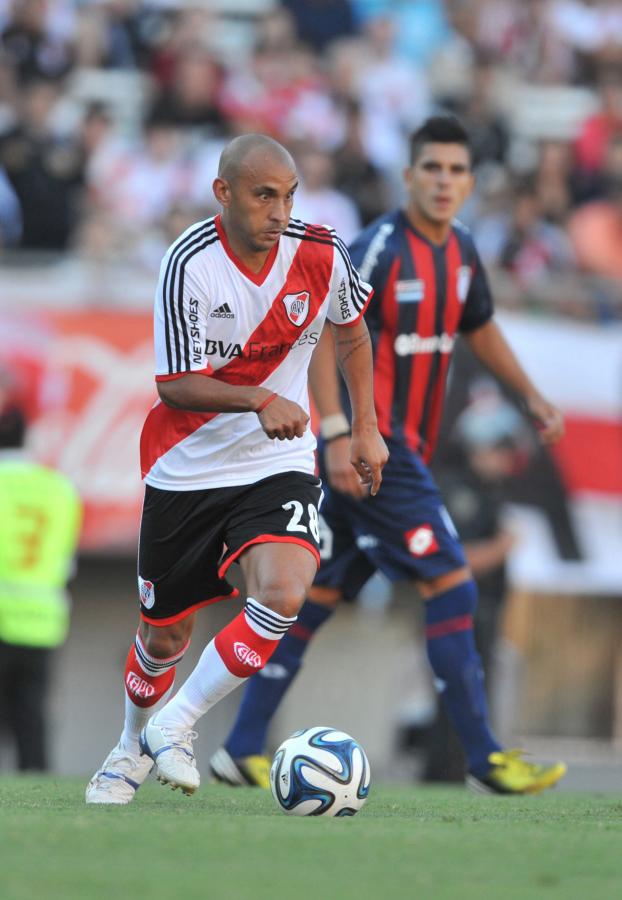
top-left (120, 685), bottom-right (174, 755)
top-left (152, 598), bottom-right (297, 731)
top-left (153, 640), bottom-right (243, 730)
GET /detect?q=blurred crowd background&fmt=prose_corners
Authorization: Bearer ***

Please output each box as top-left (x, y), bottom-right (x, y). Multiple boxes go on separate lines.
top-left (1, 0), bottom-right (621, 780)
top-left (0, 0), bottom-right (621, 319)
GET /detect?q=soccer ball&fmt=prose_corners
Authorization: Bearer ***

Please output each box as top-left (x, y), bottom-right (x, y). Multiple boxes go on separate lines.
top-left (269, 726), bottom-right (371, 817)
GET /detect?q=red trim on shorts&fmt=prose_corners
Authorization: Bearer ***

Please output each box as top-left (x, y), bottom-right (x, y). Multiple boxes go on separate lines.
top-left (218, 535), bottom-right (320, 579)
top-left (140, 589), bottom-right (239, 627)
top-left (425, 614), bottom-right (473, 640)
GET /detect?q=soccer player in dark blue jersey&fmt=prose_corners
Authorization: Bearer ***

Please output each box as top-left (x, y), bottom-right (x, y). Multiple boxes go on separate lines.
top-left (211, 116), bottom-right (567, 794)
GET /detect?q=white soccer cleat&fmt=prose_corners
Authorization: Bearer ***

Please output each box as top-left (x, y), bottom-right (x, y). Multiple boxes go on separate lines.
top-left (140, 721), bottom-right (200, 795)
top-left (85, 743), bottom-right (154, 805)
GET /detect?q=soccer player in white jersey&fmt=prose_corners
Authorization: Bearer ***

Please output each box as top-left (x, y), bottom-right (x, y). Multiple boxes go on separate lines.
top-left (85, 134), bottom-right (389, 803)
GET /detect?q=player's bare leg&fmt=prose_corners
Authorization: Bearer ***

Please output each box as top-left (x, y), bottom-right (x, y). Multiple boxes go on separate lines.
top-left (142, 543), bottom-right (318, 795)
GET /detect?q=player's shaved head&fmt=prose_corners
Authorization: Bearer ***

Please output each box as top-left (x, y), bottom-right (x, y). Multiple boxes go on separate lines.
top-left (218, 134), bottom-right (295, 181)
top-left (213, 133), bottom-right (298, 260)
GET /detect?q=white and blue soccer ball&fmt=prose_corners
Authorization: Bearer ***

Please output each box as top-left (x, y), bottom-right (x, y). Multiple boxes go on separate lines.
top-left (269, 726), bottom-right (371, 817)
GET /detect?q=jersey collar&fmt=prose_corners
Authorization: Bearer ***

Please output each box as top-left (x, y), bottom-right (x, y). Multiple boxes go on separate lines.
top-left (215, 214), bottom-right (280, 286)
top-left (399, 208), bottom-right (451, 250)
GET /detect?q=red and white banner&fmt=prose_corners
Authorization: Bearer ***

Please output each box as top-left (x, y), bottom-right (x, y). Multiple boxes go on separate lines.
top-left (499, 312), bottom-right (622, 593)
top-left (0, 310), bottom-right (155, 551)
top-left (499, 313), bottom-right (622, 497)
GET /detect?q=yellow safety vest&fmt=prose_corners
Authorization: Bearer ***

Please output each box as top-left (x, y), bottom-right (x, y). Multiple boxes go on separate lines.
top-left (0, 457), bottom-right (82, 648)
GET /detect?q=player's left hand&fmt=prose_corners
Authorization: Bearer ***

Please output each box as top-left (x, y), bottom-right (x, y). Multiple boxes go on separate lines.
top-left (526, 394), bottom-right (564, 444)
top-left (325, 434), bottom-right (368, 498)
top-left (349, 427), bottom-right (389, 496)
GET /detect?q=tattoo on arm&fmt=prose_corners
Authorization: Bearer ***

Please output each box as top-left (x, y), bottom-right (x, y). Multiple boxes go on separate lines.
top-left (335, 333), bottom-right (370, 366)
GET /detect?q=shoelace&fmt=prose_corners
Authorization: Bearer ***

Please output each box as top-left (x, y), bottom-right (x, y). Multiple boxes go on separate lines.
top-left (162, 729), bottom-right (199, 761)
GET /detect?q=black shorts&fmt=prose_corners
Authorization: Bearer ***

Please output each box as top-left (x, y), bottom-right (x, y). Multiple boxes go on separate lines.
top-left (138, 472), bottom-right (323, 625)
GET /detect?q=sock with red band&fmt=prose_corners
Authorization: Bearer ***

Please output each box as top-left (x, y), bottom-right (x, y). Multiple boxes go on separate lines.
top-left (119, 631), bottom-right (189, 754)
top-left (225, 599), bottom-right (333, 758)
top-left (153, 598), bottom-right (297, 731)
top-left (424, 580), bottom-right (500, 777)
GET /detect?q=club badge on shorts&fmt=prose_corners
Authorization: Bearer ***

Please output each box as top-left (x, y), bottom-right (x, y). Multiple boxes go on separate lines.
top-left (138, 576), bottom-right (155, 609)
top-left (405, 524), bottom-right (439, 557)
top-left (282, 291), bottom-right (310, 327)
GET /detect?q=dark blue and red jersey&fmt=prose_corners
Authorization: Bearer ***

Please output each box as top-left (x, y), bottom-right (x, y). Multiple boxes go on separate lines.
top-left (349, 209), bottom-right (493, 462)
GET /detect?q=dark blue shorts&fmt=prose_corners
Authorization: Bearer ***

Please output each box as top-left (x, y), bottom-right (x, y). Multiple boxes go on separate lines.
top-left (315, 439), bottom-right (466, 598)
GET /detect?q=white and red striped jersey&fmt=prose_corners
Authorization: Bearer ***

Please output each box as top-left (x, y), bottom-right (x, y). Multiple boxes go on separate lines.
top-left (140, 214), bottom-right (372, 489)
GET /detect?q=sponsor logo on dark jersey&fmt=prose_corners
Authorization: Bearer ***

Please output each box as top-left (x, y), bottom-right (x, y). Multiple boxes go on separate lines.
top-left (394, 332), bottom-right (455, 357)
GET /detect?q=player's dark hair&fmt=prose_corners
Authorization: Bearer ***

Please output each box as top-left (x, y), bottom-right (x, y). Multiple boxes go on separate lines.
top-left (0, 405), bottom-right (26, 449)
top-left (409, 116), bottom-right (472, 166)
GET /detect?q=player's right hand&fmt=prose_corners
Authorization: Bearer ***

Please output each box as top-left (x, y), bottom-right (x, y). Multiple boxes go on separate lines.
top-left (256, 394), bottom-right (310, 441)
top-left (525, 394), bottom-right (564, 445)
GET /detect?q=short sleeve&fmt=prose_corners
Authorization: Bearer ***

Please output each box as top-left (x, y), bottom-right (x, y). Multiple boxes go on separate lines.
top-left (326, 232), bottom-right (374, 327)
top-left (154, 250), bottom-right (211, 381)
top-left (459, 250), bottom-right (494, 333)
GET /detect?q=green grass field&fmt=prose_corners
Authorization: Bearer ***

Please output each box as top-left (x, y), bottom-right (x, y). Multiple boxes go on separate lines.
top-left (1, 778), bottom-right (620, 900)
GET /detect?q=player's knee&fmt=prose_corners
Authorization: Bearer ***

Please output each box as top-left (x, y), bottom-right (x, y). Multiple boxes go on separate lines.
top-left (140, 621), bottom-right (190, 659)
top-left (254, 577), bottom-right (306, 620)
top-left (419, 566), bottom-right (472, 600)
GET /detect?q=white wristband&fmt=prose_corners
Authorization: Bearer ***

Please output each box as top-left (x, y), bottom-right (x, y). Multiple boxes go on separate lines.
top-left (320, 412), bottom-right (351, 440)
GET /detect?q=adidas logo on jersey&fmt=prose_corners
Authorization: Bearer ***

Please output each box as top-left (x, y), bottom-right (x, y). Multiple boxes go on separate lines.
top-left (210, 303), bottom-right (235, 319)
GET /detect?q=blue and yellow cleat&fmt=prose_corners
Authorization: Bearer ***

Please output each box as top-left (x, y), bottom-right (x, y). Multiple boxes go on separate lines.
top-left (210, 747), bottom-right (271, 788)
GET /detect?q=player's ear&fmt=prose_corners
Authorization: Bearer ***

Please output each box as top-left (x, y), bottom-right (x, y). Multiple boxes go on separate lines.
top-left (213, 176), bottom-right (231, 208)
